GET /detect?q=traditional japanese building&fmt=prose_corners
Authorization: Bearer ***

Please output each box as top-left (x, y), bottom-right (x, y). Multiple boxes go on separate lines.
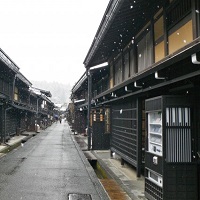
top-left (0, 48), bottom-right (55, 143)
top-left (71, 0), bottom-right (200, 199)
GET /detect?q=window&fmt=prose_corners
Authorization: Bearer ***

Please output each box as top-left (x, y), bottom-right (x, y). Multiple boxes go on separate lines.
top-left (130, 48), bottom-right (137, 76)
top-left (168, 19), bottom-right (193, 54)
top-left (154, 16), bottom-right (164, 41)
top-left (137, 30), bottom-right (153, 72)
top-left (105, 108), bottom-right (110, 133)
top-left (114, 58), bottom-right (122, 85)
top-left (154, 15), bottom-right (165, 62)
top-left (124, 51), bottom-right (129, 80)
top-left (41, 100), bottom-right (46, 109)
top-left (14, 87), bottom-right (19, 101)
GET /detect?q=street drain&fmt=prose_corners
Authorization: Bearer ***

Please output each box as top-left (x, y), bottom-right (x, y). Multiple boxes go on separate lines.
top-left (93, 161), bottom-right (108, 179)
top-left (68, 193), bottom-right (92, 200)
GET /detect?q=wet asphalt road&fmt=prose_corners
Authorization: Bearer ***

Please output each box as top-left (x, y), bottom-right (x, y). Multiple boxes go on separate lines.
top-left (0, 122), bottom-right (108, 200)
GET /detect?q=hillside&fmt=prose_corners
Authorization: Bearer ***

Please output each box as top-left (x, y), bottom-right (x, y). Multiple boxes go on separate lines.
top-left (31, 80), bottom-right (72, 104)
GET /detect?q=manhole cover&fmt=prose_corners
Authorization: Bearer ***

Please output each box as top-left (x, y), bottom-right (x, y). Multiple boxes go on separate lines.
top-left (68, 194), bottom-right (92, 200)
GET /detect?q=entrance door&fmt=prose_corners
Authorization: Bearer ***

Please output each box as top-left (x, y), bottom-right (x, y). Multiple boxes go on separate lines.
top-left (92, 109), bottom-right (110, 150)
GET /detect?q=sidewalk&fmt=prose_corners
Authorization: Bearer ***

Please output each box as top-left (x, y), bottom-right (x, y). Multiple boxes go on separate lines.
top-left (0, 131), bottom-right (36, 157)
top-left (74, 134), bottom-right (146, 200)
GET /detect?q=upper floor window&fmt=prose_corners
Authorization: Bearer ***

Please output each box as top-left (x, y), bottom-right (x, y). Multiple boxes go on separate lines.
top-left (41, 100), bottom-right (46, 109)
top-left (14, 87), bottom-right (19, 101)
top-left (109, 62), bottom-right (114, 89)
top-left (124, 51), bottom-right (130, 80)
top-left (168, 19), bottom-right (193, 54)
top-left (137, 30), bottom-right (153, 73)
top-left (114, 57), bottom-right (122, 85)
top-left (154, 10), bottom-right (165, 62)
top-left (130, 48), bottom-right (137, 76)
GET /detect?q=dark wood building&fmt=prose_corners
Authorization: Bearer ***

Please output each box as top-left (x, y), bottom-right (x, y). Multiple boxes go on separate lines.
top-left (0, 48), bottom-right (55, 143)
top-left (72, 0), bottom-right (200, 199)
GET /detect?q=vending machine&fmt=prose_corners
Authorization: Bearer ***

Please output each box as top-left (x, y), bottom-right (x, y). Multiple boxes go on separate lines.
top-left (145, 95), bottom-right (197, 200)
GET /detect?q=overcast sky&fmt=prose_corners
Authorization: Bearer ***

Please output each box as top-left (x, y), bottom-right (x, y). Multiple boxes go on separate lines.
top-left (0, 0), bottom-right (108, 86)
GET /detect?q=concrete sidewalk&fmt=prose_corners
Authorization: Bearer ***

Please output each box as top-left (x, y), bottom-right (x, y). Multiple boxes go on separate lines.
top-left (0, 132), bottom-right (36, 157)
top-left (74, 134), bottom-right (146, 200)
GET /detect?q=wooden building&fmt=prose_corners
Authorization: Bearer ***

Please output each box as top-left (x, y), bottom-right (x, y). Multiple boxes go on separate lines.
top-left (0, 48), bottom-right (55, 143)
top-left (72, 0), bottom-right (200, 199)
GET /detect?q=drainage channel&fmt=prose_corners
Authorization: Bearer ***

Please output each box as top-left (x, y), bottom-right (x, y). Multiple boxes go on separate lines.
top-left (84, 151), bottom-right (130, 200)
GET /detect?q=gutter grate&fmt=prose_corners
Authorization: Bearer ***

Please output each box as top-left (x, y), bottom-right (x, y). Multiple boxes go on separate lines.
top-left (68, 194), bottom-right (92, 200)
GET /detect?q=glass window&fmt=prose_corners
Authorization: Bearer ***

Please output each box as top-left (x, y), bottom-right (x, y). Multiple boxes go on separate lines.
top-left (154, 15), bottom-right (165, 62)
top-left (154, 16), bottom-right (164, 41)
top-left (124, 51), bottom-right (129, 80)
top-left (137, 31), bottom-right (153, 72)
top-left (168, 20), bottom-right (193, 54)
top-left (114, 58), bottom-right (122, 85)
top-left (105, 108), bottom-right (110, 133)
top-left (155, 41), bottom-right (165, 63)
top-left (130, 48), bottom-right (137, 76)
top-left (14, 86), bottom-right (19, 101)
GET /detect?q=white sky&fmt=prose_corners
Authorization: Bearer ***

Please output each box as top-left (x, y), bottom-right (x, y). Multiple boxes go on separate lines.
top-left (0, 0), bottom-right (108, 86)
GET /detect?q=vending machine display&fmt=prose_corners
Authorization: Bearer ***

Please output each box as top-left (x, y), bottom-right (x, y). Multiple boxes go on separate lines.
top-left (145, 96), bottom-right (196, 200)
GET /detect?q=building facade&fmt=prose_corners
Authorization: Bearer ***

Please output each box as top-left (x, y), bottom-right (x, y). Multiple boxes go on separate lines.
top-left (0, 48), bottom-right (55, 143)
top-left (71, 0), bottom-right (200, 199)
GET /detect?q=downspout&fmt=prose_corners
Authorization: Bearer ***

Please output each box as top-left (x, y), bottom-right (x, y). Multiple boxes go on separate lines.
top-left (191, 53), bottom-right (200, 64)
top-left (87, 68), bottom-right (92, 150)
top-left (12, 74), bottom-right (17, 101)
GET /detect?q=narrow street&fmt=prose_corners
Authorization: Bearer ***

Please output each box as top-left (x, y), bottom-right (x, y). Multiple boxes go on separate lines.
top-left (0, 122), bottom-right (109, 200)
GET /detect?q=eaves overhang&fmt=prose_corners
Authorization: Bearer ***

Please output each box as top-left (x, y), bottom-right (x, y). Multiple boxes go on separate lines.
top-left (16, 72), bottom-right (32, 87)
top-left (72, 72), bottom-right (87, 93)
top-left (30, 87), bottom-right (52, 98)
top-left (94, 38), bottom-right (200, 101)
top-left (0, 48), bottom-right (19, 73)
top-left (72, 65), bottom-right (109, 94)
top-left (83, 0), bottom-right (163, 68)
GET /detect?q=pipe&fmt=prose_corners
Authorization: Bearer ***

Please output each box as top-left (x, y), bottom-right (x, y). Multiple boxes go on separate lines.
top-left (125, 86), bottom-right (132, 92)
top-left (191, 53), bottom-right (200, 64)
top-left (134, 81), bottom-right (142, 88)
top-left (155, 71), bottom-right (165, 80)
